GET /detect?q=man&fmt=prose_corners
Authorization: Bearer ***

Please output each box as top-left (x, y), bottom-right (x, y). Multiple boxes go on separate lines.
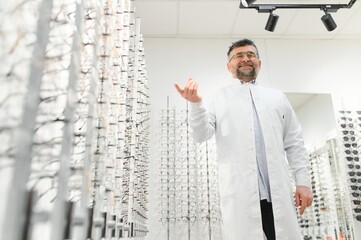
top-left (175, 39), bottom-right (312, 240)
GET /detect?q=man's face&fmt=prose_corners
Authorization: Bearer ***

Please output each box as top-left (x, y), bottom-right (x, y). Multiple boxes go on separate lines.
top-left (227, 45), bottom-right (261, 82)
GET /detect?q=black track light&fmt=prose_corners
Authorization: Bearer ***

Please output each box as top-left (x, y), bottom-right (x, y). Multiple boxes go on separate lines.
top-left (321, 11), bottom-right (337, 31)
top-left (265, 12), bottom-right (279, 32)
top-left (239, 1), bottom-right (356, 32)
top-left (240, 0), bottom-right (256, 8)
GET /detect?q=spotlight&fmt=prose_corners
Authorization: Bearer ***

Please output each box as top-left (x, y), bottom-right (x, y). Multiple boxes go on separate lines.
top-left (240, 0), bottom-right (256, 8)
top-left (321, 11), bottom-right (337, 31)
top-left (265, 12), bottom-right (279, 32)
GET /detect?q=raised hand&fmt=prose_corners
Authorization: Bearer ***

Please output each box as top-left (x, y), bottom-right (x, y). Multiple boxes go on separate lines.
top-left (174, 78), bottom-right (202, 103)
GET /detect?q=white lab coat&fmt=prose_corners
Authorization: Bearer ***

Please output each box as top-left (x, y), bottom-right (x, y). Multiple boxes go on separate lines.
top-left (189, 82), bottom-right (311, 240)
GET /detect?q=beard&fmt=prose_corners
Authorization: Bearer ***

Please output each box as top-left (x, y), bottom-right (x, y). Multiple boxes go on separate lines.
top-left (236, 66), bottom-right (257, 79)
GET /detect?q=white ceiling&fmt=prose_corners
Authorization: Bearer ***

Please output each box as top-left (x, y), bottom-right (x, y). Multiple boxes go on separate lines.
top-left (134, 0), bottom-right (361, 39)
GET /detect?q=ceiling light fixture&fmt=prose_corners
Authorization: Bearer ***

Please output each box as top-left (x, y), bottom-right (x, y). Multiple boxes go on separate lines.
top-left (321, 10), bottom-right (337, 31)
top-left (239, 0), bottom-right (356, 32)
top-left (265, 11), bottom-right (279, 32)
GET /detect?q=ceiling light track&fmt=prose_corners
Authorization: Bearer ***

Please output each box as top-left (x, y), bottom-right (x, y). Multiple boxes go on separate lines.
top-left (240, 0), bottom-right (357, 32)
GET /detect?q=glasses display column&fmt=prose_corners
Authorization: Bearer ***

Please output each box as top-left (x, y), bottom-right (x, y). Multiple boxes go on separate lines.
top-left (336, 110), bottom-right (361, 239)
top-left (297, 127), bottom-right (360, 240)
top-left (158, 102), bottom-right (222, 240)
top-left (0, 0), bottom-right (150, 240)
top-left (296, 138), bottom-right (358, 240)
top-left (327, 138), bottom-right (355, 240)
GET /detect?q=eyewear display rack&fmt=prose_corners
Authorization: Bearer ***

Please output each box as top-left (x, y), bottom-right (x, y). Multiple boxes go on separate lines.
top-left (0, 0), bottom-right (150, 240)
top-left (298, 135), bottom-right (359, 240)
top-left (336, 110), bottom-right (361, 238)
top-left (158, 102), bottom-right (222, 240)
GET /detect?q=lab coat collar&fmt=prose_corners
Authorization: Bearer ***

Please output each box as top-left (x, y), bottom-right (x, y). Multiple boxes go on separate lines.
top-left (240, 79), bottom-right (257, 85)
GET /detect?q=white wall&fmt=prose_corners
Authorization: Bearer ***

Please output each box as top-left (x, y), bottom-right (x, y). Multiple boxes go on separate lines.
top-left (291, 93), bottom-right (337, 150)
top-left (144, 38), bottom-right (361, 114)
top-left (144, 38), bottom-right (361, 240)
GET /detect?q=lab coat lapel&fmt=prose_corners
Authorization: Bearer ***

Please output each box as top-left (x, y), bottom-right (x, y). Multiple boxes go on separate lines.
top-left (249, 85), bottom-right (303, 240)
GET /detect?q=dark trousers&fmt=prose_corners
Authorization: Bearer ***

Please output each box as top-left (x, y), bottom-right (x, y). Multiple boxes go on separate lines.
top-left (260, 200), bottom-right (276, 240)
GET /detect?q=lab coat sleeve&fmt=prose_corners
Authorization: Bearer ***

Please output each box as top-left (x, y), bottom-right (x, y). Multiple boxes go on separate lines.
top-left (188, 99), bottom-right (216, 143)
top-left (282, 95), bottom-right (311, 188)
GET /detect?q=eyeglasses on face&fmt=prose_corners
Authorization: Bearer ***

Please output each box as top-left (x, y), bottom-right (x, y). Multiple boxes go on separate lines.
top-left (229, 51), bottom-right (258, 62)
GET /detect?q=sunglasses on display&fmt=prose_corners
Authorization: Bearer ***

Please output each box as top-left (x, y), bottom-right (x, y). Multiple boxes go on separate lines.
top-left (347, 164), bottom-right (361, 169)
top-left (343, 136), bottom-right (357, 141)
top-left (342, 130), bottom-right (355, 135)
top-left (348, 171), bottom-right (361, 177)
top-left (351, 192), bottom-right (360, 197)
top-left (354, 208), bottom-right (361, 213)
top-left (350, 178), bottom-right (361, 183)
top-left (344, 143), bottom-right (358, 148)
top-left (345, 149), bottom-right (359, 155)
top-left (340, 117), bottom-right (353, 121)
top-left (341, 123), bottom-right (354, 128)
top-left (339, 110), bottom-right (352, 114)
top-left (346, 156), bottom-right (360, 161)
top-left (350, 185), bottom-right (361, 191)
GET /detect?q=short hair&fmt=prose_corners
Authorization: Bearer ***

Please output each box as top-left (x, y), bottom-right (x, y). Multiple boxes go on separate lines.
top-left (227, 39), bottom-right (260, 58)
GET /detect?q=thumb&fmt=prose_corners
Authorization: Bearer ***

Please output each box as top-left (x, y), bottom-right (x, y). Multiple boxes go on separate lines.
top-left (295, 191), bottom-right (300, 207)
top-left (174, 83), bottom-right (183, 95)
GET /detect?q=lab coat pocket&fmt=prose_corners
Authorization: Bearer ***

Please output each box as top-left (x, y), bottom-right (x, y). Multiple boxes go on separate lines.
top-left (217, 163), bottom-right (238, 198)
